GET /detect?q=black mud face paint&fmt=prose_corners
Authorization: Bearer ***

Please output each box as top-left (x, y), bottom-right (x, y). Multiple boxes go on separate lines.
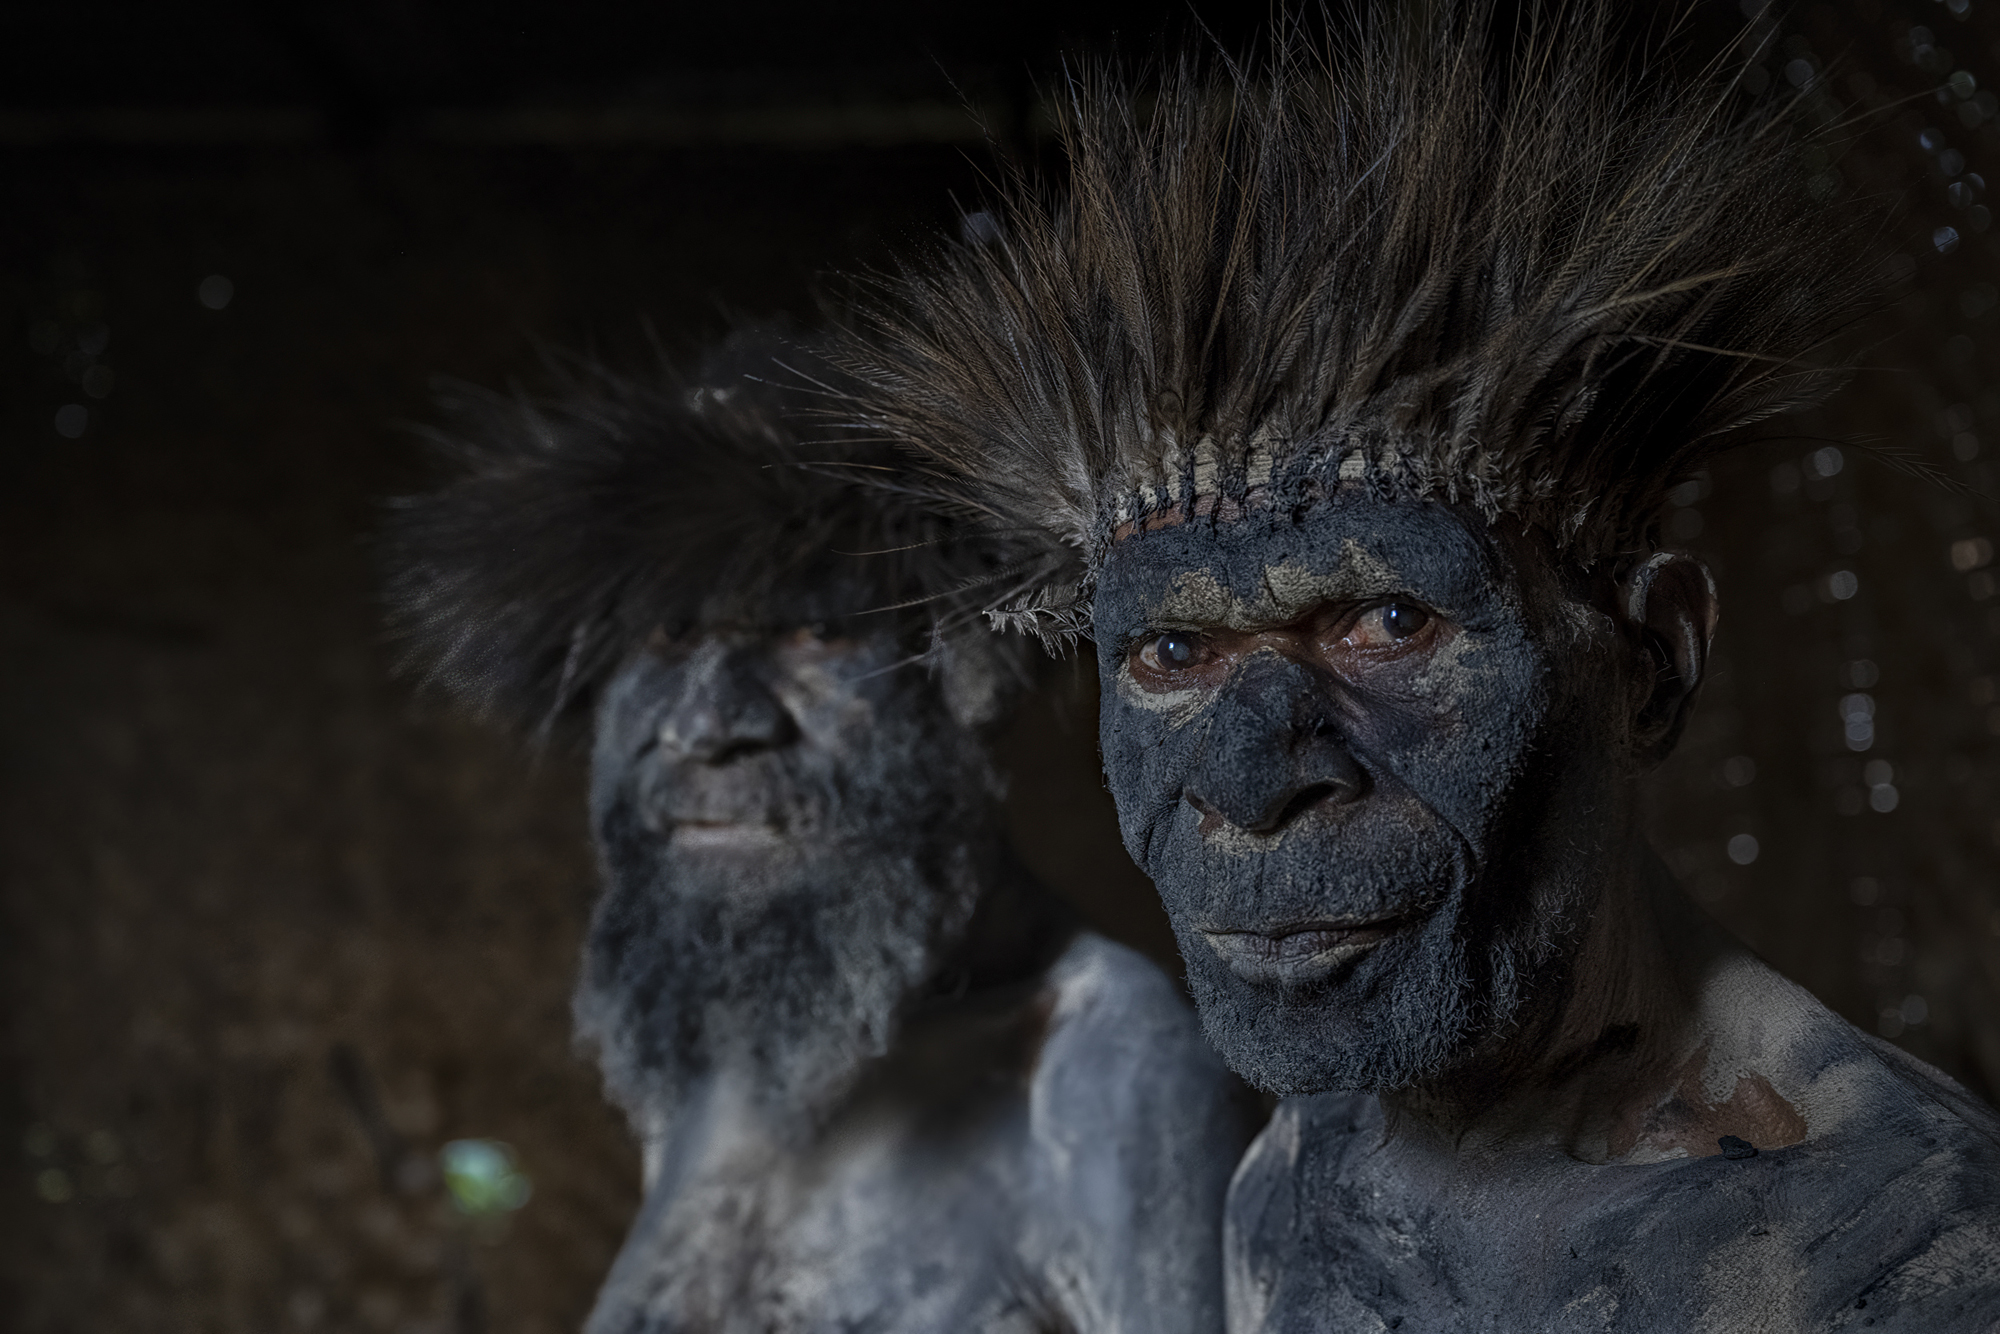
top-left (1094, 495), bottom-right (1614, 1095)
top-left (578, 624), bottom-right (996, 1124)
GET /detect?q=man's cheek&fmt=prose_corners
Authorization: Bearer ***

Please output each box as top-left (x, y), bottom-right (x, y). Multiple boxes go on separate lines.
top-left (1364, 641), bottom-right (1548, 843)
top-left (1100, 695), bottom-right (1205, 859)
top-left (1111, 662), bottom-right (1212, 730)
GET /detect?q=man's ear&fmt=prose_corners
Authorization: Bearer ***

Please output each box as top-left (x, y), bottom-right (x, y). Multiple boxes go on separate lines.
top-left (1619, 551), bottom-right (1719, 768)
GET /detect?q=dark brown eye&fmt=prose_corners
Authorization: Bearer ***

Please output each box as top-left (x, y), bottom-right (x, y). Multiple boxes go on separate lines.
top-left (1380, 603), bottom-right (1429, 639)
top-left (646, 623), bottom-right (691, 661)
top-left (1136, 632), bottom-right (1210, 675)
top-left (1343, 602), bottom-right (1433, 650)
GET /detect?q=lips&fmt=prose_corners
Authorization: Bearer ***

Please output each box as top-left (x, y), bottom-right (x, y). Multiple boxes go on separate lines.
top-left (1198, 914), bottom-right (1417, 985)
top-left (643, 772), bottom-right (799, 842)
top-left (668, 820), bottom-right (789, 850)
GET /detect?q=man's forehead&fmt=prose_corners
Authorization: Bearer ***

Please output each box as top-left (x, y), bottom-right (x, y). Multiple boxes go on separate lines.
top-left (689, 581), bottom-right (912, 636)
top-left (652, 604), bottom-right (913, 664)
top-left (1098, 497), bottom-right (1504, 627)
top-left (1147, 550), bottom-right (1410, 629)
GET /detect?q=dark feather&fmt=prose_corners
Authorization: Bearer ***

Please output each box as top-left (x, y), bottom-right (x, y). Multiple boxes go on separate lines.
top-left (832, 2), bottom-right (1883, 638)
top-left (383, 331), bottom-right (1019, 734)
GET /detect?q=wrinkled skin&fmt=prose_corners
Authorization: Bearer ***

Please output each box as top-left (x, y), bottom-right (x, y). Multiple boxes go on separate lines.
top-left (1092, 492), bottom-right (2000, 1331)
top-left (1094, 498), bottom-right (1606, 1096)
top-left (578, 613), bottom-right (1257, 1334)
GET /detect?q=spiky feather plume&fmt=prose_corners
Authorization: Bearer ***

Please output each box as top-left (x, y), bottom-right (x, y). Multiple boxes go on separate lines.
top-left (384, 333), bottom-right (1017, 735)
top-left (833, 3), bottom-right (1876, 639)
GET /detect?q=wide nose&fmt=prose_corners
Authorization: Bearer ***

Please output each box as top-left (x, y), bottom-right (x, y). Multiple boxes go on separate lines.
top-left (655, 642), bottom-right (797, 763)
top-left (1184, 652), bottom-right (1366, 835)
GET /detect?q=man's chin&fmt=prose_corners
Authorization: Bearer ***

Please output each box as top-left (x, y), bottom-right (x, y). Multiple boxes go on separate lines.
top-left (1194, 999), bottom-right (1460, 1097)
top-left (583, 829), bottom-right (982, 1121)
top-left (1180, 931), bottom-right (1473, 1096)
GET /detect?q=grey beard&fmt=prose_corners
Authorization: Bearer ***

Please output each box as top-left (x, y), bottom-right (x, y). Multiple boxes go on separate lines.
top-left (574, 827), bottom-right (982, 1137)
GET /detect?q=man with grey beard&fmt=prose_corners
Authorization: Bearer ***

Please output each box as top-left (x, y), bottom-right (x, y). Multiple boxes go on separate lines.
top-left (386, 333), bottom-right (1256, 1334)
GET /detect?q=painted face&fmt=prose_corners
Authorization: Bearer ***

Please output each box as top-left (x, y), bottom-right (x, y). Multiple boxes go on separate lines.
top-left (1094, 494), bottom-right (1626, 1095)
top-left (596, 624), bottom-right (988, 869)
top-left (579, 618), bottom-right (998, 1117)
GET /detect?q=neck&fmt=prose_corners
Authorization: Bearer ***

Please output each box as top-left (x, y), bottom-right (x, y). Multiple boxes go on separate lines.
top-left (1382, 839), bottom-right (1731, 1155)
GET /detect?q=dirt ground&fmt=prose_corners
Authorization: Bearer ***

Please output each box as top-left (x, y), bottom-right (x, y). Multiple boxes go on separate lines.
top-left (4, 6), bottom-right (2000, 1331)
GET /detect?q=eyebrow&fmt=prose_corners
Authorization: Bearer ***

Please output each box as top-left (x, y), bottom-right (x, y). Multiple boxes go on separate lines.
top-left (1141, 548), bottom-right (1424, 629)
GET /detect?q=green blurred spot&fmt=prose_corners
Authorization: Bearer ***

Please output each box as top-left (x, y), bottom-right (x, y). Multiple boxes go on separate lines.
top-left (440, 1139), bottom-right (531, 1217)
top-left (35, 1168), bottom-right (74, 1203)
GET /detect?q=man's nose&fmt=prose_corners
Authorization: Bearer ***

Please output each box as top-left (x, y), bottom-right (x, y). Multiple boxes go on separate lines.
top-left (1183, 652), bottom-right (1366, 835)
top-left (655, 644), bottom-right (797, 762)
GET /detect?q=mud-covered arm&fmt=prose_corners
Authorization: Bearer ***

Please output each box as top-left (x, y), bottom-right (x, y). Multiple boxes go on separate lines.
top-left (1019, 934), bottom-right (1260, 1334)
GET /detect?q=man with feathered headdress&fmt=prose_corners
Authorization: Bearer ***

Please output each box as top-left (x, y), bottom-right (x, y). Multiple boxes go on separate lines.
top-left (838, 4), bottom-right (2000, 1327)
top-left (385, 331), bottom-right (1256, 1333)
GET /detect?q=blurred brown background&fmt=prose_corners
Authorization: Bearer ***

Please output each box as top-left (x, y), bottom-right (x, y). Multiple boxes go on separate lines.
top-left (2, 2), bottom-right (1997, 1332)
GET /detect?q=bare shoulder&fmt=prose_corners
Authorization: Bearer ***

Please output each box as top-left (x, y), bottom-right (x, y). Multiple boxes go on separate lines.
top-left (1026, 928), bottom-right (1257, 1178)
top-left (1020, 932), bottom-right (1257, 1334)
top-left (1692, 957), bottom-right (2000, 1326)
top-left (1042, 931), bottom-right (1196, 1028)
top-left (1033, 932), bottom-right (1237, 1111)
top-left (1702, 953), bottom-right (2000, 1155)
top-left (1816, 1030), bottom-right (2000, 1327)
top-left (1851, 1027), bottom-right (2000, 1146)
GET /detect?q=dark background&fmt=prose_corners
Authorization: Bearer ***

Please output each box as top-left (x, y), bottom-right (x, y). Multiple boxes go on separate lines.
top-left (3, 3), bottom-right (1997, 1332)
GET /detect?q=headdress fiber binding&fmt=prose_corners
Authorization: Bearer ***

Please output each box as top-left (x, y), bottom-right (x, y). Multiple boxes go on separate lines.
top-left (834, 2), bottom-right (1876, 643)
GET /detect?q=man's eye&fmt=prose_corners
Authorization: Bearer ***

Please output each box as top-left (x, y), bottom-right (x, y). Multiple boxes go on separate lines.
top-left (1381, 603), bottom-right (1429, 639)
top-left (1137, 632), bottom-right (1210, 673)
top-left (646, 623), bottom-right (692, 661)
top-left (1347, 602), bottom-right (1432, 648)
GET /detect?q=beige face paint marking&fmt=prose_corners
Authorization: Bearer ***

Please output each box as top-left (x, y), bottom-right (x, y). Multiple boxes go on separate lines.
top-left (1117, 541), bottom-right (1441, 727)
top-left (1114, 667), bottom-right (1209, 724)
top-left (1407, 628), bottom-right (1481, 706)
top-left (1144, 540), bottom-right (1419, 631)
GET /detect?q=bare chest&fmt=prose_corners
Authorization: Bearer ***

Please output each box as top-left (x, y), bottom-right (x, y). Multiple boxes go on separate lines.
top-left (596, 1112), bottom-right (1054, 1334)
top-left (1223, 1094), bottom-right (1985, 1334)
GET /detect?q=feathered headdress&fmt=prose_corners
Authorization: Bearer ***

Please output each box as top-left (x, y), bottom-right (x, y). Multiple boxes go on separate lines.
top-left (384, 332), bottom-right (1016, 735)
top-left (834, 3), bottom-right (1876, 642)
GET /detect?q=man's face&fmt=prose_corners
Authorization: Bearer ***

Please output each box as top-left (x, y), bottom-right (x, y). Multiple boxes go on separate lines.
top-left (598, 623), bottom-right (986, 871)
top-left (1093, 494), bottom-right (1631, 1095)
top-left (580, 617), bottom-right (997, 1117)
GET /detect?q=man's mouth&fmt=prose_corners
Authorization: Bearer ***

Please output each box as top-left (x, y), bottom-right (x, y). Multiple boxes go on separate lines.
top-left (1198, 914), bottom-right (1418, 985)
top-left (667, 819), bottom-right (789, 849)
